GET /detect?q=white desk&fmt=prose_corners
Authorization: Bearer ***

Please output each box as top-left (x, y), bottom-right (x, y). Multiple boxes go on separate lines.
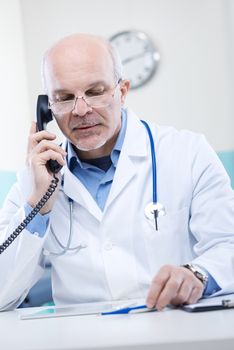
top-left (1, 305), bottom-right (234, 350)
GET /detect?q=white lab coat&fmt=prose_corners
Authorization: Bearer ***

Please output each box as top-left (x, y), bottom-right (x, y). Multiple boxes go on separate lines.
top-left (0, 109), bottom-right (234, 310)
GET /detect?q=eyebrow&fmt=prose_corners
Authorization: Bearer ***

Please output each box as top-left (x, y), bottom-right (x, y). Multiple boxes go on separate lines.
top-left (87, 80), bottom-right (109, 88)
top-left (52, 80), bottom-right (109, 95)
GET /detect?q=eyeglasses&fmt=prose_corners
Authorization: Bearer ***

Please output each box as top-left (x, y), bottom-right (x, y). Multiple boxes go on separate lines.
top-left (49, 80), bottom-right (121, 116)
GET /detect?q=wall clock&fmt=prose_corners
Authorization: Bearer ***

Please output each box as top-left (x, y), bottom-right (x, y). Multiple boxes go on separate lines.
top-left (110, 30), bottom-right (160, 89)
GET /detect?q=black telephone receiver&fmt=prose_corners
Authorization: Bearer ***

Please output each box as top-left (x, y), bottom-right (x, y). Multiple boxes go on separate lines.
top-left (37, 95), bottom-right (63, 173)
top-left (0, 96), bottom-right (61, 254)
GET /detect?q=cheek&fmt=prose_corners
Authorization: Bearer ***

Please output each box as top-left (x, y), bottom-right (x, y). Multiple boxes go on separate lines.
top-left (54, 116), bottom-right (70, 136)
top-left (55, 118), bottom-right (64, 130)
top-left (102, 112), bottom-right (121, 133)
top-left (102, 102), bottom-right (122, 125)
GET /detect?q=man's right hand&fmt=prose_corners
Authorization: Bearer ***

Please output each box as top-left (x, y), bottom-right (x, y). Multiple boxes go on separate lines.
top-left (26, 121), bottom-right (67, 214)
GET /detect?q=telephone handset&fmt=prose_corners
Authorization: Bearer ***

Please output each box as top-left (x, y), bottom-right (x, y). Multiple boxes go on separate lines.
top-left (0, 95), bottom-right (61, 254)
top-left (37, 95), bottom-right (62, 173)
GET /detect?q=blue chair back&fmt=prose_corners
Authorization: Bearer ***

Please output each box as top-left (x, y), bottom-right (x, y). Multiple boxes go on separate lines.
top-left (217, 150), bottom-right (234, 189)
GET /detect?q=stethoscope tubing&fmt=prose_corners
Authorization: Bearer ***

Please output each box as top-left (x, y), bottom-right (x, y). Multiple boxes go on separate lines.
top-left (140, 120), bottom-right (157, 204)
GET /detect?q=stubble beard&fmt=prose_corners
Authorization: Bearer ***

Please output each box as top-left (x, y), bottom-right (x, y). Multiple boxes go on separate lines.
top-left (75, 136), bottom-right (108, 152)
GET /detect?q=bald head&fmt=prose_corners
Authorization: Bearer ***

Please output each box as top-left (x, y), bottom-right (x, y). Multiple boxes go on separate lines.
top-left (42, 33), bottom-right (122, 93)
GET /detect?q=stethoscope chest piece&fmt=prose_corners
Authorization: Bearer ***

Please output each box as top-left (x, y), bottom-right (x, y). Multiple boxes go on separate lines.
top-left (145, 202), bottom-right (166, 221)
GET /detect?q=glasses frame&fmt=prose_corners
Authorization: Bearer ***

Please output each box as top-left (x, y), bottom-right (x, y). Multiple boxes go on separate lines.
top-left (48, 79), bottom-right (122, 116)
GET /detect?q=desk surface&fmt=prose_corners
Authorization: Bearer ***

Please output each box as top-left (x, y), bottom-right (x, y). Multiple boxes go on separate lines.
top-left (1, 304), bottom-right (234, 350)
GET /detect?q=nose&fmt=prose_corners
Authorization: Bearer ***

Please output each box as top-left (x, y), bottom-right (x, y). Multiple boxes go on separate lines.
top-left (72, 96), bottom-right (92, 117)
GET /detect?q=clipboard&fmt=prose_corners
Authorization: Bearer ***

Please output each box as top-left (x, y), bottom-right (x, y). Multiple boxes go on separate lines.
top-left (182, 294), bottom-right (234, 312)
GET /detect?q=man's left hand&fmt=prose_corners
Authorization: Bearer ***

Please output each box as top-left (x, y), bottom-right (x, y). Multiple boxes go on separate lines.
top-left (146, 264), bottom-right (204, 310)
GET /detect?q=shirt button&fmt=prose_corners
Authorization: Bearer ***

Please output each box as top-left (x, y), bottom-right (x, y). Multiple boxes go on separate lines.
top-left (104, 241), bottom-right (114, 250)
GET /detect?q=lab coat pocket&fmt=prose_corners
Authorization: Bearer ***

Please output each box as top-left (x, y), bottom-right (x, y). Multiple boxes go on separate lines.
top-left (142, 206), bottom-right (190, 274)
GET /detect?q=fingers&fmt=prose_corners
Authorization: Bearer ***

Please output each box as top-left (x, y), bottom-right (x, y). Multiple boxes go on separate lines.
top-left (170, 279), bottom-right (193, 305)
top-left (27, 122), bottom-right (66, 168)
top-left (29, 140), bottom-right (67, 169)
top-left (27, 121), bottom-right (56, 154)
top-left (187, 286), bottom-right (203, 304)
top-left (31, 139), bottom-right (66, 158)
top-left (146, 265), bottom-right (171, 309)
top-left (146, 265), bottom-right (204, 311)
top-left (147, 265), bottom-right (183, 310)
top-left (28, 129), bottom-right (56, 149)
top-left (33, 149), bottom-right (66, 169)
top-left (26, 122), bottom-right (66, 213)
top-left (171, 281), bottom-right (203, 305)
top-left (30, 121), bottom-right (37, 134)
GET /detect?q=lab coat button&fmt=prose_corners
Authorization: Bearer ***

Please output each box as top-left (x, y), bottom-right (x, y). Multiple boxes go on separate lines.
top-left (104, 241), bottom-right (113, 250)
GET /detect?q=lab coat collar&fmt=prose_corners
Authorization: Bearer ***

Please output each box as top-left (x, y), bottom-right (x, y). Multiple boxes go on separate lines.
top-left (123, 108), bottom-right (149, 158)
top-left (62, 166), bottom-right (103, 221)
top-left (59, 141), bottom-right (103, 221)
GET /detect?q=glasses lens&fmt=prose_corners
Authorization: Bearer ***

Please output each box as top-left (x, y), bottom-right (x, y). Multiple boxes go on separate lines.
top-left (86, 95), bottom-right (112, 108)
top-left (51, 100), bottom-right (74, 115)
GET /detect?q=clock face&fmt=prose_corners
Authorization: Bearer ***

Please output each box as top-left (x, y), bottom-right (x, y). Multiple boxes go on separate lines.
top-left (110, 31), bottom-right (160, 89)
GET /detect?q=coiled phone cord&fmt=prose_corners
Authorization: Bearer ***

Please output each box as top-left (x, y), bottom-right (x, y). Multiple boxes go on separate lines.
top-left (0, 175), bottom-right (59, 254)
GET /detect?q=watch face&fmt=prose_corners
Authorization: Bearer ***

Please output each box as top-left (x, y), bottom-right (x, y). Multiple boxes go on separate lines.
top-left (110, 30), bottom-right (160, 89)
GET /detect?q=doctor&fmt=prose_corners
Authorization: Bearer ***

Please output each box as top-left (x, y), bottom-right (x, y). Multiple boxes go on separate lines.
top-left (0, 33), bottom-right (234, 311)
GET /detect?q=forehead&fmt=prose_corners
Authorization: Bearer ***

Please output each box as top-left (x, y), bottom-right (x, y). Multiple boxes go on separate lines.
top-left (44, 41), bottom-right (115, 93)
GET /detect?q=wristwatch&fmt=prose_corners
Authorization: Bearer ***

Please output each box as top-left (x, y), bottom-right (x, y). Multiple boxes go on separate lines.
top-left (182, 263), bottom-right (208, 289)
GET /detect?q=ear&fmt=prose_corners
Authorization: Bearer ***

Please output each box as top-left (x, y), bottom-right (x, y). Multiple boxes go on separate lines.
top-left (120, 80), bottom-right (131, 105)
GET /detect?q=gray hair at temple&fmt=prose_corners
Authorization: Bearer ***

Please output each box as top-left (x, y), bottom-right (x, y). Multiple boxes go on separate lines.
top-left (107, 41), bottom-right (123, 83)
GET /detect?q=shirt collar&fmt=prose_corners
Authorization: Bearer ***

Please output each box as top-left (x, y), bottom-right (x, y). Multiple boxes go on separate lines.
top-left (67, 108), bottom-right (127, 170)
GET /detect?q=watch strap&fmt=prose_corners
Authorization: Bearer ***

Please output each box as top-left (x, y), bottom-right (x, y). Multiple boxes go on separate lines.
top-left (182, 263), bottom-right (208, 288)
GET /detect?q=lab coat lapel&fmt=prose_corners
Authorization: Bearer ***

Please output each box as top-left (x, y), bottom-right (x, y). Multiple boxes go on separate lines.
top-left (62, 166), bottom-right (103, 222)
top-left (104, 152), bottom-right (136, 209)
top-left (104, 109), bottom-right (148, 210)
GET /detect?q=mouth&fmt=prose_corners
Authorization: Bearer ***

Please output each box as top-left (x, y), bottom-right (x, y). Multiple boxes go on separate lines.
top-left (77, 125), bottom-right (96, 130)
top-left (72, 123), bottom-right (100, 133)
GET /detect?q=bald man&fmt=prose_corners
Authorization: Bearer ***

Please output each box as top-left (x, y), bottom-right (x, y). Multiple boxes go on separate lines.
top-left (0, 34), bottom-right (234, 311)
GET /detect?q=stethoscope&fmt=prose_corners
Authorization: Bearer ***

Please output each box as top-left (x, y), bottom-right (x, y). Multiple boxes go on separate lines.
top-left (43, 120), bottom-right (165, 256)
top-left (141, 120), bottom-right (166, 230)
top-left (43, 197), bottom-right (88, 256)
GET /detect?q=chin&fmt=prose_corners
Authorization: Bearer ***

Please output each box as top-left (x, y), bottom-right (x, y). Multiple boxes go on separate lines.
top-left (75, 138), bottom-right (107, 152)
